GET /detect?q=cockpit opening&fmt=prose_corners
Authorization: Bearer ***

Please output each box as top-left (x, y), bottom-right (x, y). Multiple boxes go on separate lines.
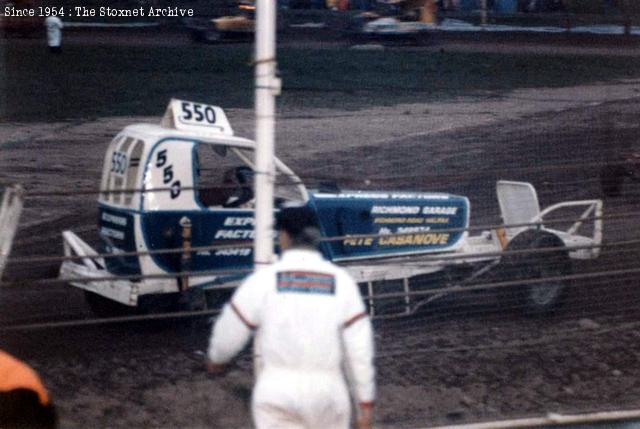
top-left (195, 145), bottom-right (255, 209)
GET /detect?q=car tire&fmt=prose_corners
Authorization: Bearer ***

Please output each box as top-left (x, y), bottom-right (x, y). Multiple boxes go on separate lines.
top-left (85, 291), bottom-right (185, 318)
top-left (204, 288), bottom-right (233, 310)
top-left (500, 229), bottom-right (571, 316)
top-left (84, 290), bottom-right (139, 318)
top-left (601, 164), bottom-right (626, 197)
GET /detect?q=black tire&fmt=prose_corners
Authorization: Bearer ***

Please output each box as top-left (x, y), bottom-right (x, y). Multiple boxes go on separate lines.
top-left (500, 230), bottom-right (572, 316)
top-left (600, 164), bottom-right (626, 197)
top-left (85, 290), bottom-right (188, 318)
top-left (204, 288), bottom-right (233, 310)
top-left (84, 291), bottom-right (139, 318)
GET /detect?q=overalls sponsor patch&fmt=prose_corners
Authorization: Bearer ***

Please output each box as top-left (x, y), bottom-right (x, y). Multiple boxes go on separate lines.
top-left (277, 271), bottom-right (335, 295)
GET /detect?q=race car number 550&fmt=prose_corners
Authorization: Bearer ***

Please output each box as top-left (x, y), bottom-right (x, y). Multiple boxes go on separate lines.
top-left (164, 99), bottom-right (232, 135)
top-left (180, 101), bottom-right (217, 125)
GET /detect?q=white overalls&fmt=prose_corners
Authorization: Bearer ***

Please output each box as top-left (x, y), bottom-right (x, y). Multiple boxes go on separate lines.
top-left (44, 16), bottom-right (63, 48)
top-left (208, 249), bottom-right (375, 429)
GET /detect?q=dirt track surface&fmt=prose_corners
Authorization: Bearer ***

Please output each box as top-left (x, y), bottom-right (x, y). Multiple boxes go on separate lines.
top-left (2, 42), bottom-right (640, 427)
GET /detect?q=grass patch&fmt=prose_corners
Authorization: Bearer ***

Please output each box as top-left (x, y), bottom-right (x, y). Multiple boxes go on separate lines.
top-left (3, 43), bottom-right (640, 121)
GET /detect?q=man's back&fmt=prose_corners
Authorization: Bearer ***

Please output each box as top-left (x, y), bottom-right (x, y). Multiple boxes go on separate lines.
top-left (242, 249), bottom-right (365, 372)
top-left (214, 248), bottom-right (373, 428)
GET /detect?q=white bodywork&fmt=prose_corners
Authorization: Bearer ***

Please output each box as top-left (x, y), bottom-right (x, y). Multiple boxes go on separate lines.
top-left (60, 102), bottom-right (304, 306)
top-left (363, 17), bottom-right (435, 34)
top-left (60, 177), bottom-right (603, 307)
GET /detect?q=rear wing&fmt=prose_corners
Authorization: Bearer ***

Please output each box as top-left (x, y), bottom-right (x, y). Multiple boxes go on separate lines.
top-left (0, 185), bottom-right (24, 281)
top-left (497, 181), bottom-right (603, 259)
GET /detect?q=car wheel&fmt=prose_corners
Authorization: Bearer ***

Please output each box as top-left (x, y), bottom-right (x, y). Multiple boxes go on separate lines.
top-left (600, 164), bottom-right (626, 197)
top-left (500, 230), bottom-right (571, 316)
top-left (84, 290), bottom-right (138, 318)
top-left (204, 288), bottom-right (233, 310)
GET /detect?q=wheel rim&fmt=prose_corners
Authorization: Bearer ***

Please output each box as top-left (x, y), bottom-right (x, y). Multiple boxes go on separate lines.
top-left (529, 265), bottom-right (563, 307)
top-left (529, 280), bottom-right (561, 306)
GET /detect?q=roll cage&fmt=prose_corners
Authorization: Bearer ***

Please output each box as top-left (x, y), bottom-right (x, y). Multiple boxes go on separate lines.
top-left (99, 124), bottom-right (308, 212)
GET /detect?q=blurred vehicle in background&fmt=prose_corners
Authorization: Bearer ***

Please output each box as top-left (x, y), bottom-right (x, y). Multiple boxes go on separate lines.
top-left (520, 0), bottom-right (565, 12)
top-left (346, 0), bottom-right (437, 45)
top-left (185, 1), bottom-right (255, 43)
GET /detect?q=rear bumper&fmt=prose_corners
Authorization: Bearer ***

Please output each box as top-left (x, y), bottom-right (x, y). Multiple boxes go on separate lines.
top-left (59, 230), bottom-right (140, 306)
top-left (59, 259), bottom-right (140, 306)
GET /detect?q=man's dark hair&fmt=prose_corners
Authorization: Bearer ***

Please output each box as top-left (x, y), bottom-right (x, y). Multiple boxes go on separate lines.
top-left (275, 205), bottom-right (321, 248)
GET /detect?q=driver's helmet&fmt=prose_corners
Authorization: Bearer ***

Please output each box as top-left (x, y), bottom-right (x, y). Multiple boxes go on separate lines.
top-left (234, 166), bottom-right (254, 184)
top-left (223, 166), bottom-right (254, 207)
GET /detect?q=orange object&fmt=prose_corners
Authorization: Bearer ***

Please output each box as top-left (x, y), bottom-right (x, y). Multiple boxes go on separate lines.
top-left (0, 350), bottom-right (50, 406)
top-left (338, 0), bottom-right (349, 10)
top-left (496, 227), bottom-right (508, 250)
top-left (420, 0), bottom-right (438, 23)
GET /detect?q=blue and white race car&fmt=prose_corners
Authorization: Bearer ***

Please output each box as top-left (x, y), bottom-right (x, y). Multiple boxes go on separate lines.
top-left (59, 100), bottom-right (603, 317)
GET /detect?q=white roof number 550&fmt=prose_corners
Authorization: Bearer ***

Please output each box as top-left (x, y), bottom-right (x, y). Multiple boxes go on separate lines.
top-left (162, 99), bottom-right (234, 136)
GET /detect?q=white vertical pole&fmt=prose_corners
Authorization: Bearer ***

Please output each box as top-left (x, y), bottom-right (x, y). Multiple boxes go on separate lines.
top-left (253, 0), bottom-right (280, 268)
top-left (0, 185), bottom-right (24, 284)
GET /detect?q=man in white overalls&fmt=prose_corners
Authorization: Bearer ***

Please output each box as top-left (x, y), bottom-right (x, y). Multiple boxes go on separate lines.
top-left (44, 16), bottom-right (63, 53)
top-left (207, 205), bottom-right (376, 429)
